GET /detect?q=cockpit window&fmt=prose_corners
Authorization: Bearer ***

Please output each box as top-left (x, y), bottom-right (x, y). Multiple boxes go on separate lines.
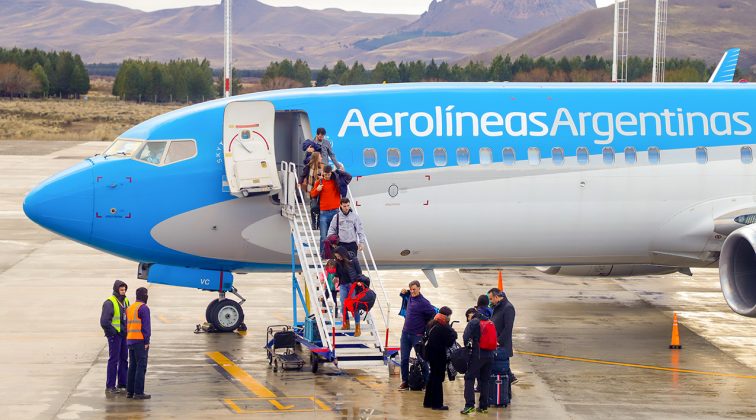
top-left (104, 139), bottom-right (143, 157)
top-left (164, 140), bottom-right (197, 164)
top-left (136, 141), bottom-right (168, 165)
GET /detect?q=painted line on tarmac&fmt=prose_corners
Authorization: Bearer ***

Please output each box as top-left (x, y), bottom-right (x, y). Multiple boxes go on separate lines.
top-left (207, 351), bottom-right (277, 398)
top-left (518, 350), bottom-right (756, 379)
top-left (354, 375), bottom-right (383, 390)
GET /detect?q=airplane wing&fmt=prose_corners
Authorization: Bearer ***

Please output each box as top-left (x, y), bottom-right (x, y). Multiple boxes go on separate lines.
top-left (708, 48), bottom-right (741, 83)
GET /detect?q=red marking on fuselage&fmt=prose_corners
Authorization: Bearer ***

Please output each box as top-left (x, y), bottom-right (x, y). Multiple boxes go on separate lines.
top-left (235, 123), bottom-right (260, 128)
top-left (425, 175), bottom-right (431, 181)
top-left (252, 130), bottom-right (270, 150)
top-left (227, 133), bottom-right (239, 152)
top-left (96, 176), bottom-right (102, 182)
top-left (95, 212), bottom-right (102, 218)
top-left (126, 177), bottom-right (132, 183)
top-left (125, 213), bottom-right (132, 219)
top-left (423, 200), bottom-right (429, 206)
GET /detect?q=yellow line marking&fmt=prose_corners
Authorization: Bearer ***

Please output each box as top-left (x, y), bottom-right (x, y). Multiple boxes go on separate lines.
top-left (223, 397), bottom-right (332, 413)
top-left (269, 400), bottom-right (294, 410)
top-left (156, 315), bottom-right (170, 324)
top-left (517, 351), bottom-right (756, 379)
top-left (224, 398), bottom-right (243, 414)
top-left (311, 397), bottom-right (330, 411)
top-left (207, 352), bottom-right (277, 398)
top-left (354, 375), bottom-right (383, 390)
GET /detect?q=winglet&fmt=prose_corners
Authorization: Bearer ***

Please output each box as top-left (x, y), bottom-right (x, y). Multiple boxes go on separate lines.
top-left (708, 48), bottom-right (741, 83)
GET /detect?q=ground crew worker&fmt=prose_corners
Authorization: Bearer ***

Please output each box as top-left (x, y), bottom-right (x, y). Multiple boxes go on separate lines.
top-left (126, 287), bottom-right (151, 399)
top-left (100, 280), bottom-right (129, 394)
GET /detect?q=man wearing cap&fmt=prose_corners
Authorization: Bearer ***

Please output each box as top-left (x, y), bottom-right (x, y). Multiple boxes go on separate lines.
top-left (100, 280), bottom-right (129, 394)
top-left (488, 288), bottom-right (517, 385)
top-left (126, 287), bottom-right (152, 399)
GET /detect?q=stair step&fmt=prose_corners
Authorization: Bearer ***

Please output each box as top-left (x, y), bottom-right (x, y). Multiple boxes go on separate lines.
top-left (332, 347), bottom-right (383, 357)
top-left (336, 359), bottom-right (387, 369)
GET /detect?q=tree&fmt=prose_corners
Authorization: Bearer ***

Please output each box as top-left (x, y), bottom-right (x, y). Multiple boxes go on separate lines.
top-left (489, 54), bottom-right (513, 81)
top-left (31, 63), bottom-right (49, 95)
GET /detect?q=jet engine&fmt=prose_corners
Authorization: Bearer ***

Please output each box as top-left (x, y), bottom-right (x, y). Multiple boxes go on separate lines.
top-left (718, 225), bottom-right (756, 317)
top-left (536, 265), bottom-right (688, 277)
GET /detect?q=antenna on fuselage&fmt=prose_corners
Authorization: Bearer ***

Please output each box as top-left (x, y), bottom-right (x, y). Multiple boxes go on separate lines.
top-left (224, 0), bottom-right (232, 97)
top-left (651, 0), bottom-right (669, 83)
top-left (612, 0), bottom-right (630, 83)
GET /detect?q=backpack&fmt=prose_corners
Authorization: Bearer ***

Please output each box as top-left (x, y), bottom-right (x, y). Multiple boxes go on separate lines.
top-left (450, 344), bottom-right (471, 374)
top-left (407, 358), bottom-right (425, 391)
top-left (479, 320), bottom-right (497, 351)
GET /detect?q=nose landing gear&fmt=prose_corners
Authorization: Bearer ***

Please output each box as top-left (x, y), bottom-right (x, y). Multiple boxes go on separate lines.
top-left (205, 287), bottom-right (246, 332)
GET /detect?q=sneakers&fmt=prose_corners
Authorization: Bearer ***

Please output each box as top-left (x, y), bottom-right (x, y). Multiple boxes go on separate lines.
top-left (116, 385), bottom-right (127, 393)
top-left (476, 408), bottom-right (489, 414)
top-left (105, 387), bottom-right (119, 394)
top-left (397, 382), bottom-right (409, 391)
top-left (126, 394), bottom-right (134, 399)
top-left (133, 394), bottom-right (151, 400)
top-left (460, 406), bottom-right (476, 415)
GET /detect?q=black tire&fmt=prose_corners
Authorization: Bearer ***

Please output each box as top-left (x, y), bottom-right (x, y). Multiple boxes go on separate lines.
top-left (205, 299), bottom-right (220, 323)
top-left (310, 353), bottom-right (319, 374)
top-left (273, 358), bottom-right (278, 372)
top-left (209, 299), bottom-right (245, 332)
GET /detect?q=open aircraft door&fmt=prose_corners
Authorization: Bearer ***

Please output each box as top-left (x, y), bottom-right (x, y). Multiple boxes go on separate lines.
top-left (223, 101), bottom-right (281, 197)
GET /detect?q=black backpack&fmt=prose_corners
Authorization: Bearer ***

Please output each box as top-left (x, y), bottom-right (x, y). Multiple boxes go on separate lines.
top-left (407, 358), bottom-right (426, 391)
top-left (450, 343), bottom-right (471, 374)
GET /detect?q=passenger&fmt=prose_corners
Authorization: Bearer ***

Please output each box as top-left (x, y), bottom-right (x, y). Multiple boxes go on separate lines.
top-left (325, 259), bottom-right (338, 317)
top-left (126, 287), bottom-right (152, 400)
top-left (100, 280), bottom-right (130, 394)
top-left (398, 280), bottom-right (436, 391)
top-left (304, 127), bottom-right (341, 169)
top-left (461, 307), bottom-right (495, 415)
top-left (487, 288), bottom-right (517, 385)
top-left (331, 166), bottom-right (352, 198)
top-left (477, 294), bottom-right (493, 318)
top-left (423, 306), bottom-right (457, 411)
top-left (327, 197), bottom-right (365, 258)
top-left (310, 165), bottom-right (341, 255)
top-left (333, 246), bottom-right (362, 336)
top-left (299, 151), bottom-right (323, 229)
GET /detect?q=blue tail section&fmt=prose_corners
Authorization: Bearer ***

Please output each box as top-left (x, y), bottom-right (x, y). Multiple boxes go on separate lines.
top-left (708, 48), bottom-right (741, 83)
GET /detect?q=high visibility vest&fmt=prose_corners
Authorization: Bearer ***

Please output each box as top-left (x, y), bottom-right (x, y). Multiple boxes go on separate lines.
top-left (126, 302), bottom-right (145, 340)
top-left (107, 295), bottom-right (130, 333)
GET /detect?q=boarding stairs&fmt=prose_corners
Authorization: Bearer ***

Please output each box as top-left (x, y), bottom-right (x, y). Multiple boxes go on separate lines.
top-left (279, 162), bottom-right (392, 369)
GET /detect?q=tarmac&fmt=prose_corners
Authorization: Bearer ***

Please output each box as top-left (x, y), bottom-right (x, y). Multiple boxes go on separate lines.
top-left (1, 140), bottom-right (756, 419)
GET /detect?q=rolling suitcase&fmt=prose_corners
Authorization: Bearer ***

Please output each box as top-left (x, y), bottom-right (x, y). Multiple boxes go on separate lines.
top-left (489, 373), bottom-right (510, 407)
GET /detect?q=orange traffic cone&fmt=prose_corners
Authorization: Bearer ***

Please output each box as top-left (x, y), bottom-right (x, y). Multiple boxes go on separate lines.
top-left (497, 270), bottom-right (503, 291)
top-left (669, 312), bottom-right (682, 349)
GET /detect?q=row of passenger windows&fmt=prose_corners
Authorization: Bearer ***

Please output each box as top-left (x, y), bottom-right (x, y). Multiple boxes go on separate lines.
top-left (362, 146), bottom-right (755, 167)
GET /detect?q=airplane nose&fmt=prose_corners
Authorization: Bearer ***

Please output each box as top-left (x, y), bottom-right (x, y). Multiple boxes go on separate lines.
top-left (23, 160), bottom-right (94, 242)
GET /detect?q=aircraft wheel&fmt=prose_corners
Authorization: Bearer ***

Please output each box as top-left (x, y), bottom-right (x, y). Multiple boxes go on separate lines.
top-left (210, 299), bottom-right (245, 332)
top-left (242, 189), bottom-right (250, 197)
top-left (205, 299), bottom-right (220, 323)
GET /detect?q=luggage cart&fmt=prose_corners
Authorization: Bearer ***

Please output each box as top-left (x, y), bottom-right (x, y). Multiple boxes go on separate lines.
top-left (265, 325), bottom-right (305, 372)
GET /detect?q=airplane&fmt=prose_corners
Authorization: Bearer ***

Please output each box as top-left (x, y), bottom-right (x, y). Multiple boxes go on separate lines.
top-left (23, 49), bottom-right (756, 333)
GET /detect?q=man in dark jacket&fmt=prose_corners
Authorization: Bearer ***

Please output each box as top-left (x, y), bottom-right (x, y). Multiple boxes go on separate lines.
top-left (126, 287), bottom-right (151, 399)
top-left (488, 288), bottom-right (517, 384)
top-left (100, 280), bottom-right (129, 394)
top-left (304, 127), bottom-right (341, 169)
top-left (398, 280), bottom-right (436, 390)
top-left (461, 307), bottom-right (494, 415)
top-left (423, 306), bottom-right (457, 411)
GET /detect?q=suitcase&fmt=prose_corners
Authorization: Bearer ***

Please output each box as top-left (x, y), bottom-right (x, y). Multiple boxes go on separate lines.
top-left (488, 373), bottom-right (511, 407)
top-left (304, 315), bottom-right (321, 345)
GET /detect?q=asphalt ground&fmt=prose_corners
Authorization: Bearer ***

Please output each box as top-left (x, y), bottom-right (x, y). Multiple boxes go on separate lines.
top-left (1, 141), bottom-right (755, 419)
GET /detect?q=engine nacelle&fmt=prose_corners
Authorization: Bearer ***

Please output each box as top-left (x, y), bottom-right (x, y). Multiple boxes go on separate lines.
top-left (719, 225), bottom-right (756, 317)
top-left (536, 265), bottom-right (686, 277)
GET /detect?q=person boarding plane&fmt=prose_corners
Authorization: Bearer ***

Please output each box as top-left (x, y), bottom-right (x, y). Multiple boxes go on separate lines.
top-left (23, 49), bottom-right (756, 332)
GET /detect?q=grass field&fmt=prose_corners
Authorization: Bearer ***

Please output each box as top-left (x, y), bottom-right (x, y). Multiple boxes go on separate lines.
top-left (0, 97), bottom-right (182, 141)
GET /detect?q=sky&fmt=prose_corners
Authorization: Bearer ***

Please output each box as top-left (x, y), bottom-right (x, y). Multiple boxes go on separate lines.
top-left (87, 0), bottom-right (615, 15)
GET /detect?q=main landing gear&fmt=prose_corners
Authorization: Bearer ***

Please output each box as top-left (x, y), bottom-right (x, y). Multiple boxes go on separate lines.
top-left (205, 287), bottom-right (247, 332)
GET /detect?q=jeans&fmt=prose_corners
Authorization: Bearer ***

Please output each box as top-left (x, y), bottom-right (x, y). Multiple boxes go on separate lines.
top-left (319, 209), bottom-right (337, 254)
top-left (464, 355), bottom-right (493, 409)
top-left (400, 331), bottom-right (429, 383)
top-left (106, 333), bottom-right (128, 388)
top-left (127, 342), bottom-right (149, 395)
top-left (339, 283), bottom-right (359, 326)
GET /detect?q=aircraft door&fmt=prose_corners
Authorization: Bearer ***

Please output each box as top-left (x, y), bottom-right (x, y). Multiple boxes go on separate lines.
top-left (223, 101), bottom-right (281, 197)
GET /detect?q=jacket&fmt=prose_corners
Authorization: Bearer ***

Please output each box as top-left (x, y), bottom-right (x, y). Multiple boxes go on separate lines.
top-left (334, 246), bottom-right (362, 285)
top-left (100, 280), bottom-right (129, 337)
top-left (310, 178), bottom-right (340, 211)
top-left (327, 208), bottom-right (366, 245)
top-left (401, 292), bottom-right (437, 335)
top-left (463, 310), bottom-right (494, 360)
top-left (126, 302), bottom-right (151, 346)
top-left (424, 320), bottom-right (458, 365)
top-left (490, 295), bottom-right (516, 357)
top-left (331, 169), bottom-right (352, 198)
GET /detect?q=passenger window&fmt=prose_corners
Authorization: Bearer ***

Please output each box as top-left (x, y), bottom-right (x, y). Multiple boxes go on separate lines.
top-left (136, 141), bottom-right (167, 165)
top-left (602, 147), bottom-right (615, 165)
top-left (502, 147), bottom-right (516, 166)
top-left (552, 147), bottom-right (564, 166)
top-left (648, 147), bottom-right (661, 165)
top-left (363, 148), bottom-right (377, 167)
top-left (624, 147), bottom-right (637, 165)
top-left (456, 147), bottom-right (470, 166)
top-left (695, 147), bottom-right (708, 164)
top-left (410, 148), bottom-right (424, 167)
top-left (164, 140), bottom-right (197, 165)
top-left (433, 148), bottom-right (447, 166)
top-left (527, 147), bottom-right (540, 166)
top-left (479, 147), bottom-right (493, 165)
top-left (741, 146), bottom-right (753, 164)
top-left (387, 148), bottom-right (401, 167)
top-left (577, 147), bottom-right (589, 165)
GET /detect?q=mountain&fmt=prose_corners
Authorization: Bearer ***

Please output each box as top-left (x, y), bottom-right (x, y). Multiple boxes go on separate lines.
top-left (0, 0), bottom-right (599, 69)
top-left (470, 0), bottom-right (756, 70)
top-left (403, 0), bottom-right (596, 37)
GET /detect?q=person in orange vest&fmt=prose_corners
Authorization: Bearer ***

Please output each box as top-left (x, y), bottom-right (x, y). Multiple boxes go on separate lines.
top-left (126, 287), bottom-right (151, 399)
top-left (100, 280), bottom-right (129, 394)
